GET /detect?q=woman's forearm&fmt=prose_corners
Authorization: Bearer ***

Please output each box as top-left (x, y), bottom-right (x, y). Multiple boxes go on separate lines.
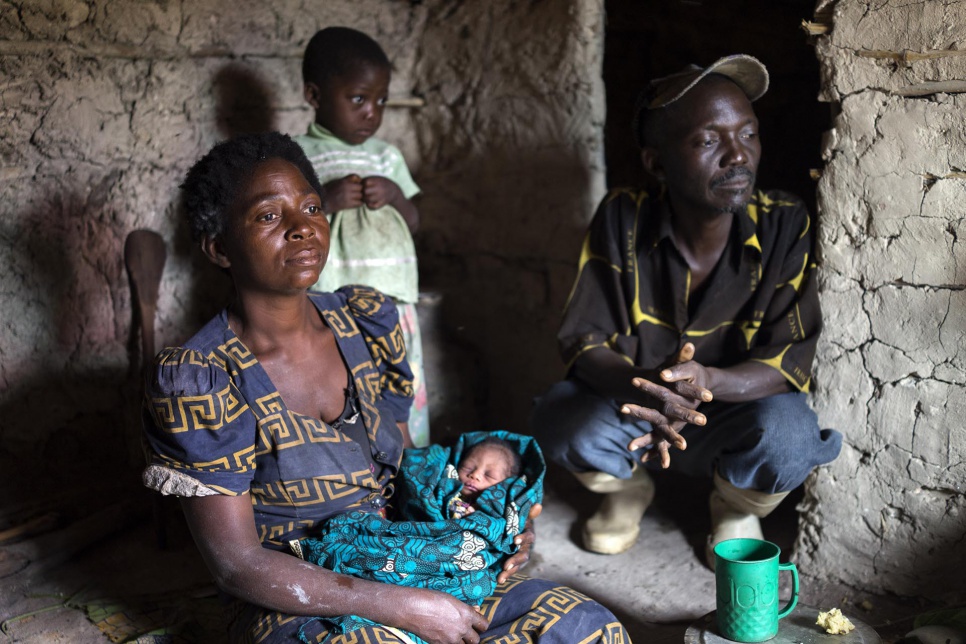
top-left (180, 495), bottom-right (412, 624)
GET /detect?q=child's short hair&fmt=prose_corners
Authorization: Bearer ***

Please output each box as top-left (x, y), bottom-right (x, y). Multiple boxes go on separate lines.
top-left (465, 437), bottom-right (523, 478)
top-left (302, 27), bottom-right (390, 87)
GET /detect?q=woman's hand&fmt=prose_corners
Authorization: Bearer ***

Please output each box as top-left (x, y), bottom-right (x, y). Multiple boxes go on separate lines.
top-left (393, 587), bottom-right (489, 644)
top-left (497, 503), bottom-right (542, 583)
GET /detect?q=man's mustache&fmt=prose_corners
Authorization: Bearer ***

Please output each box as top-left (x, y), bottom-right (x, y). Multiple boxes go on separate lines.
top-left (710, 166), bottom-right (755, 188)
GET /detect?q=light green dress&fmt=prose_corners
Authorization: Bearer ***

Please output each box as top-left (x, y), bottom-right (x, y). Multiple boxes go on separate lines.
top-left (296, 124), bottom-right (429, 446)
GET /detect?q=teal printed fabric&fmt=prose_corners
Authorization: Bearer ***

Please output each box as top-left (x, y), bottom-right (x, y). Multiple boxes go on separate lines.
top-left (293, 430), bottom-right (545, 643)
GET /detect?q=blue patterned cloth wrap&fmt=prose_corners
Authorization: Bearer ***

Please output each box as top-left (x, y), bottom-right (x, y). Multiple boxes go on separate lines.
top-left (293, 430), bottom-right (545, 643)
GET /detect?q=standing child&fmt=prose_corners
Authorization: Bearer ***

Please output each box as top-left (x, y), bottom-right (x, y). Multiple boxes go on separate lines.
top-left (295, 26), bottom-right (429, 446)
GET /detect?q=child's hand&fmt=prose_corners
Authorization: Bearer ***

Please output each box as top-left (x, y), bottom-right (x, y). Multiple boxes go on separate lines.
top-left (362, 176), bottom-right (403, 210)
top-left (323, 175), bottom-right (364, 212)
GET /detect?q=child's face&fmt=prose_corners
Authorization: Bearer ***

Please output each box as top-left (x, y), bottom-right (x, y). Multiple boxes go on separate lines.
top-left (458, 445), bottom-right (513, 500)
top-left (306, 63), bottom-right (390, 146)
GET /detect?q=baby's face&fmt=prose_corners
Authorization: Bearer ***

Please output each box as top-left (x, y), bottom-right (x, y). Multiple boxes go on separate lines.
top-left (457, 445), bottom-right (513, 500)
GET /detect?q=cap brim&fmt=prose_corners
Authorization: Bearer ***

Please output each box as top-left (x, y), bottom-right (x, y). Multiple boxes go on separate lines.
top-left (647, 54), bottom-right (769, 109)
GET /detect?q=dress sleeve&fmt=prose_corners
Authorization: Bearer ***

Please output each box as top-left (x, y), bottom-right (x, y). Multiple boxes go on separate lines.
top-left (557, 190), bottom-right (638, 369)
top-left (748, 201), bottom-right (822, 392)
top-left (340, 285), bottom-right (416, 423)
top-left (385, 144), bottom-right (420, 199)
top-left (142, 347), bottom-right (257, 496)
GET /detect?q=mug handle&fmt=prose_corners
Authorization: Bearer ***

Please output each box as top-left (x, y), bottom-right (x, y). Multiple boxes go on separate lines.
top-left (777, 561), bottom-right (799, 619)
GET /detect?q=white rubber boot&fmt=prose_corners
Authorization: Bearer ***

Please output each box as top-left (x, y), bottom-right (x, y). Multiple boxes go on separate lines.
top-left (573, 466), bottom-right (655, 555)
top-left (706, 471), bottom-right (788, 570)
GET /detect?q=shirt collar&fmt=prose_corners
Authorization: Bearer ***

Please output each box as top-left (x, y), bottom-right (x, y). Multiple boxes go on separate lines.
top-left (642, 192), bottom-right (675, 254)
top-left (737, 191), bottom-right (763, 256)
top-left (644, 190), bottom-right (763, 258)
top-left (307, 122), bottom-right (339, 141)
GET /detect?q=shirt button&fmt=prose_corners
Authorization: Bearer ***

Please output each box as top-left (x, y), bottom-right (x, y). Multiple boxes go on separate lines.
top-left (376, 451), bottom-right (388, 460)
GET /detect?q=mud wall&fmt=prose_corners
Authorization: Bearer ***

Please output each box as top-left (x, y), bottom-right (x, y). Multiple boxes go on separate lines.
top-left (0, 1), bottom-right (604, 496)
top-left (797, 0), bottom-right (966, 599)
top-left (411, 1), bottom-right (606, 438)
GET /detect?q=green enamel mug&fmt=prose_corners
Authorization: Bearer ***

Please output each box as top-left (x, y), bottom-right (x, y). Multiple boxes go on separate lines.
top-left (714, 538), bottom-right (799, 642)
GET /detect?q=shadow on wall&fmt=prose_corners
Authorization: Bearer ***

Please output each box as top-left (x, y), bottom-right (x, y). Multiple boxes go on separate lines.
top-left (168, 61), bottom-right (278, 335)
top-left (0, 181), bottom-right (143, 526)
top-left (212, 62), bottom-right (278, 139)
top-left (416, 145), bottom-right (592, 441)
top-left (0, 60), bottom-right (278, 532)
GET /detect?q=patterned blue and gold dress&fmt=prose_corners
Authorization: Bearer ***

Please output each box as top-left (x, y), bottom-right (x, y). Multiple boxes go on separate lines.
top-left (142, 286), bottom-right (630, 644)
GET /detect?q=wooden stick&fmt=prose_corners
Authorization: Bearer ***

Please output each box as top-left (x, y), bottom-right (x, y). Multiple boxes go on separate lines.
top-left (0, 499), bottom-right (147, 581)
top-left (385, 97), bottom-right (426, 108)
top-left (0, 513), bottom-right (60, 546)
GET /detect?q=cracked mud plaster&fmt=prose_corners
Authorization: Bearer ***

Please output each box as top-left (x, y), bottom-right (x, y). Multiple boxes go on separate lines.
top-left (816, 0), bottom-right (966, 101)
top-left (0, 0), bottom-right (422, 455)
top-left (1, 0), bottom-right (607, 515)
top-left (798, 0), bottom-right (966, 598)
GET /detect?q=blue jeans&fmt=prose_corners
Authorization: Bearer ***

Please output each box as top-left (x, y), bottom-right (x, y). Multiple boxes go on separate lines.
top-left (530, 379), bottom-right (842, 494)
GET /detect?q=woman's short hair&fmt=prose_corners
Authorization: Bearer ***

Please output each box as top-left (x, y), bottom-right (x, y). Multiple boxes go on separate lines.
top-left (180, 131), bottom-right (324, 241)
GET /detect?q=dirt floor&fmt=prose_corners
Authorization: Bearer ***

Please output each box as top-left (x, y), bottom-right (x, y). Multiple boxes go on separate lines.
top-left (0, 468), bottom-right (935, 643)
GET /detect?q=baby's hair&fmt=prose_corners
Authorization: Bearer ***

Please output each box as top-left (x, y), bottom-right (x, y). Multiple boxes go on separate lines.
top-left (180, 131), bottom-right (323, 242)
top-left (465, 437), bottom-right (522, 478)
top-left (302, 26), bottom-right (390, 88)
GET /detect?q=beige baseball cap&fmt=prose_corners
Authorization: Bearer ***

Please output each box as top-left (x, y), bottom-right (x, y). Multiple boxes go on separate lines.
top-left (633, 54), bottom-right (769, 146)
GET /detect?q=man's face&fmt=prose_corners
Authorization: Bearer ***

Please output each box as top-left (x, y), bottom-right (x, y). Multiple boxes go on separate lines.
top-left (644, 76), bottom-right (761, 215)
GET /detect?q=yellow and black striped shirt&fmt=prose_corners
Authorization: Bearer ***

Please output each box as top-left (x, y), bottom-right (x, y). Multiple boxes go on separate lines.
top-left (559, 188), bottom-right (820, 392)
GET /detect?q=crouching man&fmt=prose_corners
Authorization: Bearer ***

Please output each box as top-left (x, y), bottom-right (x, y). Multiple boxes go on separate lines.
top-left (531, 55), bottom-right (842, 566)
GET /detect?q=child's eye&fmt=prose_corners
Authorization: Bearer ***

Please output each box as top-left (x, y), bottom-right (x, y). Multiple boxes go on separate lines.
top-left (256, 212), bottom-right (277, 222)
top-left (306, 204), bottom-right (321, 215)
top-left (377, 97), bottom-right (387, 106)
top-left (350, 96), bottom-right (364, 105)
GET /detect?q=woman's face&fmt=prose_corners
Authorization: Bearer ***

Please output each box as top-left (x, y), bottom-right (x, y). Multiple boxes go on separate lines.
top-left (209, 158), bottom-right (329, 294)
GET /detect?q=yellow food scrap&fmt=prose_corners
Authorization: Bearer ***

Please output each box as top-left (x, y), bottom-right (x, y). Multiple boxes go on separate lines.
top-left (816, 608), bottom-right (856, 635)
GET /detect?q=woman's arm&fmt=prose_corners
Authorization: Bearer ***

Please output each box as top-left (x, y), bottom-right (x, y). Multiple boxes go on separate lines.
top-left (181, 493), bottom-right (488, 644)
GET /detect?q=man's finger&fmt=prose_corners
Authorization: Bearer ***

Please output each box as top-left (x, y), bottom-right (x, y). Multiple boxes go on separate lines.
top-left (628, 429), bottom-right (687, 453)
top-left (659, 374), bottom-right (713, 402)
top-left (632, 377), bottom-right (707, 408)
top-left (657, 440), bottom-right (671, 468)
top-left (622, 401), bottom-right (706, 427)
top-left (675, 342), bottom-right (695, 363)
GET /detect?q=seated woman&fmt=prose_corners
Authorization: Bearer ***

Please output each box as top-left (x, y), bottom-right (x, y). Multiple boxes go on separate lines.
top-left (141, 131), bottom-right (629, 644)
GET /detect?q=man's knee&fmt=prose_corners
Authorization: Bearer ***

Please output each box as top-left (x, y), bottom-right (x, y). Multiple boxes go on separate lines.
top-left (529, 379), bottom-right (642, 476)
top-left (716, 392), bottom-right (841, 493)
top-left (754, 392), bottom-right (824, 456)
top-left (530, 379), bottom-right (611, 447)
